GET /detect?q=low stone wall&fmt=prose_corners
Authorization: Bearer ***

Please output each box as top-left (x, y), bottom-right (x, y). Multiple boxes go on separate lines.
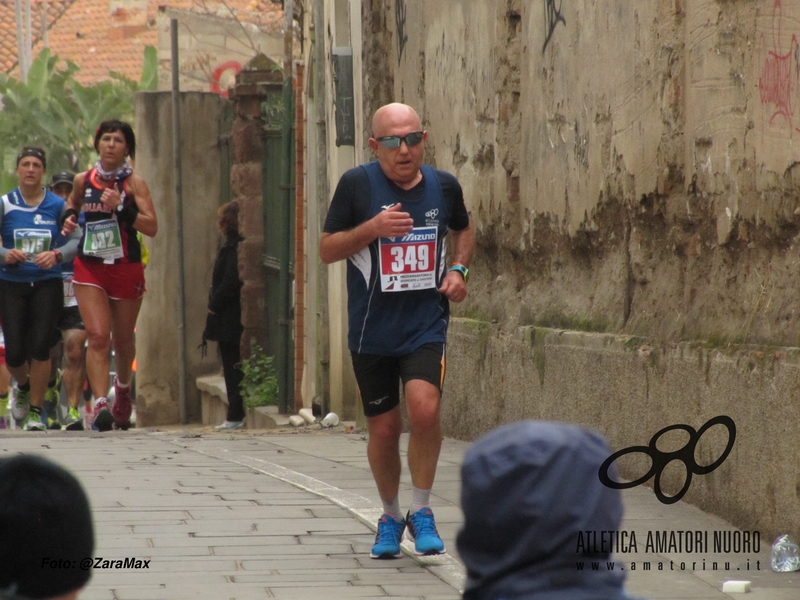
top-left (443, 318), bottom-right (800, 542)
top-left (196, 375), bottom-right (288, 429)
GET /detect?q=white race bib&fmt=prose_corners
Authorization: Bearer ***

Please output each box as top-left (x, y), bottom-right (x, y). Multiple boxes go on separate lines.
top-left (63, 274), bottom-right (77, 307)
top-left (14, 229), bottom-right (52, 259)
top-left (83, 219), bottom-right (123, 262)
top-left (378, 226), bottom-right (438, 292)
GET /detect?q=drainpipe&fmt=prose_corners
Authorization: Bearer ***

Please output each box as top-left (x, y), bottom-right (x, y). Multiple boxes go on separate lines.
top-left (293, 67), bottom-right (305, 414)
top-left (276, 0), bottom-right (295, 414)
top-left (313, 0), bottom-right (330, 414)
top-left (171, 18), bottom-right (188, 424)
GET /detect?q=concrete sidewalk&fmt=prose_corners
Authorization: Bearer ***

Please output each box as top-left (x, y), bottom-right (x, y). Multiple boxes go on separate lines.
top-left (0, 425), bottom-right (797, 599)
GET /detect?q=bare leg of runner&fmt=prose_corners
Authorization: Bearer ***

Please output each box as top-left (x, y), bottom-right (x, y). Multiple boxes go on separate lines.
top-left (109, 297), bottom-right (142, 387)
top-left (74, 284), bottom-right (111, 400)
top-left (63, 328), bottom-right (88, 430)
top-left (108, 297), bottom-right (142, 428)
top-left (404, 380), bottom-right (442, 491)
top-left (366, 408), bottom-right (403, 504)
top-left (63, 329), bottom-right (88, 409)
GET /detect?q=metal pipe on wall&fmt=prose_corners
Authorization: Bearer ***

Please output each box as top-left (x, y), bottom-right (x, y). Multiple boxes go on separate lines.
top-left (171, 18), bottom-right (188, 424)
top-left (276, 0), bottom-right (294, 414)
top-left (313, 0), bottom-right (330, 414)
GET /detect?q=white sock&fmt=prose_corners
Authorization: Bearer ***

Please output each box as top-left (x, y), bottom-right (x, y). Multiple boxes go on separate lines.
top-left (382, 496), bottom-right (403, 521)
top-left (115, 377), bottom-right (130, 389)
top-left (410, 487), bottom-right (431, 515)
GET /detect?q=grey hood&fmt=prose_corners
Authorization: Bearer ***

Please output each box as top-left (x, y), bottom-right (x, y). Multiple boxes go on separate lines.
top-left (457, 421), bottom-right (631, 600)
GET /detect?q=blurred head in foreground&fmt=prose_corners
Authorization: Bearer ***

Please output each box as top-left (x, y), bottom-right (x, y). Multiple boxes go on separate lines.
top-left (457, 421), bottom-right (630, 600)
top-left (0, 454), bottom-right (94, 600)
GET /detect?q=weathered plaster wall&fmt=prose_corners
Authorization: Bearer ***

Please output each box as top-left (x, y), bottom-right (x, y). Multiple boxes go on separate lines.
top-left (369, 0), bottom-right (800, 348)
top-left (353, 0), bottom-right (800, 536)
top-left (136, 91), bottom-right (227, 425)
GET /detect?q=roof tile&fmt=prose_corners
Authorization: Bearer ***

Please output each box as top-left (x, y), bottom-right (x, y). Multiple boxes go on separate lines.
top-left (2, 0), bottom-right (284, 84)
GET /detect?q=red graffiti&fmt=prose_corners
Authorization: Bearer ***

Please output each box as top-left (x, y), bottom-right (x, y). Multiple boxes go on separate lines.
top-left (210, 61), bottom-right (242, 98)
top-left (758, 0), bottom-right (800, 132)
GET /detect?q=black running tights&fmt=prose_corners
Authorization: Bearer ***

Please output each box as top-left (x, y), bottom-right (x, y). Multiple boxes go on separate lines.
top-left (0, 278), bottom-right (64, 367)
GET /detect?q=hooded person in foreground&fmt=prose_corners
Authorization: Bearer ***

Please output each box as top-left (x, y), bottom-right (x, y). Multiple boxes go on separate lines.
top-left (0, 454), bottom-right (94, 599)
top-left (457, 421), bottom-right (638, 600)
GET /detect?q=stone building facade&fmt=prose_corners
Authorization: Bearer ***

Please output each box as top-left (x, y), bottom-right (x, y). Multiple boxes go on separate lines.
top-left (303, 0), bottom-right (800, 543)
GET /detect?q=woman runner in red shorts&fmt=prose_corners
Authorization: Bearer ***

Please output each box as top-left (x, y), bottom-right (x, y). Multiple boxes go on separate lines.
top-left (62, 120), bottom-right (158, 430)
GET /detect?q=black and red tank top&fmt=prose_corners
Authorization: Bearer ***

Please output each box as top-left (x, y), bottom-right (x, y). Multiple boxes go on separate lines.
top-left (77, 168), bottom-right (141, 264)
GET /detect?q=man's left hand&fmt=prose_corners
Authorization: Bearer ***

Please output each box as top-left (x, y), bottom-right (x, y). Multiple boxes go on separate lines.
top-left (439, 271), bottom-right (467, 303)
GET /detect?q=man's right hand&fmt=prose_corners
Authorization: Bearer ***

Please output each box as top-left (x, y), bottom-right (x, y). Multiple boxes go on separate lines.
top-left (320, 204), bottom-right (415, 264)
top-left (371, 203), bottom-right (414, 239)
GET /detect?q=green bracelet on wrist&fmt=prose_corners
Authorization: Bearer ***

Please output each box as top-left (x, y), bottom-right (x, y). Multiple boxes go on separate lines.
top-left (449, 263), bottom-right (469, 283)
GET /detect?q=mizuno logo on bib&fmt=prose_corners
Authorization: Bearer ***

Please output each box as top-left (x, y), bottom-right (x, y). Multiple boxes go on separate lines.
top-left (83, 219), bottom-right (124, 262)
top-left (379, 226), bottom-right (438, 292)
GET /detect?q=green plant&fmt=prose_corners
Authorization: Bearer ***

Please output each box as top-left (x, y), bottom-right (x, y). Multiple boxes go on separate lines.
top-left (239, 343), bottom-right (278, 408)
top-left (0, 45), bottom-right (157, 188)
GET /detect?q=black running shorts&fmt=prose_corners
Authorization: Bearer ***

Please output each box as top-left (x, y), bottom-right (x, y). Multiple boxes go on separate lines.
top-left (351, 342), bottom-right (446, 418)
top-left (56, 305), bottom-right (84, 332)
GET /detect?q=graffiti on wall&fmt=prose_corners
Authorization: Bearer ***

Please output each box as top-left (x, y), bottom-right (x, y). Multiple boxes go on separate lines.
top-left (758, 0), bottom-right (800, 133)
top-left (543, 0), bottom-right (566, 54)
top-left (396, 0), bottom-right (409, 66)
top-left (210, 61), bottom-right (243, 98)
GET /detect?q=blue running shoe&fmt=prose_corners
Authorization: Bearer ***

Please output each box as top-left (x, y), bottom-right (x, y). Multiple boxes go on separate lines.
top-left (370, 514), bottom-right (405, 559)
top-left (406, 507), bottom-right (446, 555)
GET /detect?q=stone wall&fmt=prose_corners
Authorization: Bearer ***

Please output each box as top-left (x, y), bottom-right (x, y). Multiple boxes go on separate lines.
top-left (444, 318), bottom-right (800, 542)
top-left (229, 64), bottom-right (284, 356)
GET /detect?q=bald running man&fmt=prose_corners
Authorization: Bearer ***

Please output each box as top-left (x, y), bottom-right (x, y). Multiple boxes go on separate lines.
top-left (321, 102), bottom-right (474, 558)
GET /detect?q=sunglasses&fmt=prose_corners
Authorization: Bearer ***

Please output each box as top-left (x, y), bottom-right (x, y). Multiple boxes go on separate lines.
top-left (375, 131), bottom-right (424, 149)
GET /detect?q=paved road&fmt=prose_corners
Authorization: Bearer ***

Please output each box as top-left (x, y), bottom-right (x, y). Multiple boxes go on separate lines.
top-left (0, 425), bottom-right (797, 599)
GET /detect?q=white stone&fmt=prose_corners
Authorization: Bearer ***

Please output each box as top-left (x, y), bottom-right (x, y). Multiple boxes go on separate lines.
top-left (721, 581), bottom-right (751, 594)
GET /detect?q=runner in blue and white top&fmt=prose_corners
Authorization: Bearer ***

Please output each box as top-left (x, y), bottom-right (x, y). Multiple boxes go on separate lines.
top-left (321, 103), bottom-right (474, 560)
top-left (0, 147), bottom-right (81, 431)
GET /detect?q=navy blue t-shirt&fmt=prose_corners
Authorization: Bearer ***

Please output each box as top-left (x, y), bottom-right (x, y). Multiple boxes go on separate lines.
top-left (323, 161), bottom-right (469, 356)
